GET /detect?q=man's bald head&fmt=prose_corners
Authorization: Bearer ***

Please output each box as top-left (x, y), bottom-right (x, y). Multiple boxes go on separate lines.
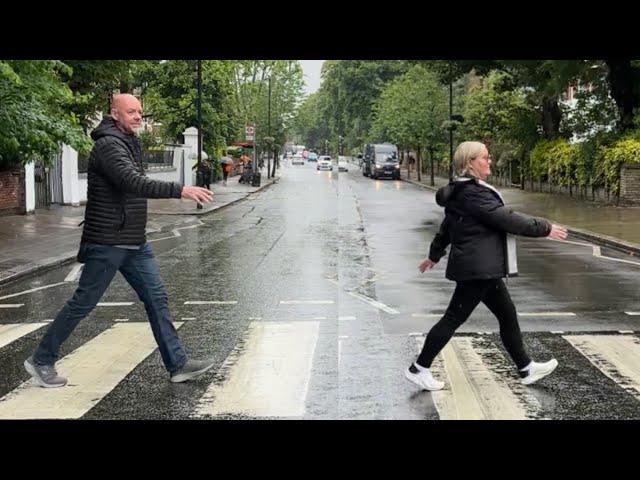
top-left (110, 94), bottom-right (142, 135)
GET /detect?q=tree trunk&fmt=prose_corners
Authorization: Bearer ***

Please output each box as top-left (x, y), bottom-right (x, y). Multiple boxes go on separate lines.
top-left (541, 97), bottom-right (562, 138)
top-left (430, 147), bottom-right (435, 186)
top-left (605, 60), bottom-right (640, 132)
top-left (417, 146), bottom-right (422, 182)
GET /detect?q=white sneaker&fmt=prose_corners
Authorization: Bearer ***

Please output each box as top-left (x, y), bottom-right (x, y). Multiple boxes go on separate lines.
top-left (404, 364), bottom-right (444, 391)
top-left (520, 359), bottom-right (558, 385)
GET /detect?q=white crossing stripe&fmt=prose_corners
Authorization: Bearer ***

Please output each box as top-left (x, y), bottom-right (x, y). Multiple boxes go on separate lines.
top-left (338, 316), bottom-right (356, 321)
top-left (563, 334), bottom-right (640, 401)
top-left (97, 302), bottom-right (134, 307)
top-left (279, 300), bottom-right (334, 305)
top-left (619, 330), bottom-right (634, 334)
top-left (625, 312), bottom-right (640, 316)
top-left (64, 263), bottom-right (84, 282)
top-left (412, 313), bottom-right (442, 319)
top-left (0, 322), bottom-right (183, 419)
top-left (414, 337), bottom-right (542, 420)
top-left (114, 318), bottom-right (129, 322)
top-left (0, 323), bottom-right (47, 349)
top-left (518, 312), bottom-right (576, 317)
top-left (181, 317), bottom-right (197, 321)
top-left (0, 304), bottom-right (24, 308)
top-left (194, 321), bottom-right (319, 418)
top-left (184, 301), bottom-right (238, 305)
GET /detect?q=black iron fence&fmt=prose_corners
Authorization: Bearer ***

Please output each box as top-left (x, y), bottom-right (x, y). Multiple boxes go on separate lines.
top-left (77, 149), bottom-right (174, 173)
top-left (143, 149), bottom-right (174, 169)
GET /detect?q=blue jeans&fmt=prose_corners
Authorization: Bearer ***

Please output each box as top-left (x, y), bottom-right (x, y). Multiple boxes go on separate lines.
top-left (34, 243), bottom-right (187, 374)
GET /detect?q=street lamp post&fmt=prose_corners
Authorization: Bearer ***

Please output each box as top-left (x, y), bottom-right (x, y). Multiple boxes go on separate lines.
top-left (267, 76), bottom-right (271, 179)
top-left (449, 62), bottom-right (454, 182)
top-left (196, 59), bottom-right (203, 209)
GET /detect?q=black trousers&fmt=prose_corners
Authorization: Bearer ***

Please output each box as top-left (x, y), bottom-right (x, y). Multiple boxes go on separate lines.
top-left (417, 279), bottom-right (531, 370)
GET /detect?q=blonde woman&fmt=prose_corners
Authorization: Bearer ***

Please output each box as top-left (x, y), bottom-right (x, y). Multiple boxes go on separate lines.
top-left (406, 141), bottom-right (568, 391)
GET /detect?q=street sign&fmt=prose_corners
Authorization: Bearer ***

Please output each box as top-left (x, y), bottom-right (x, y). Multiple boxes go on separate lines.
top-left (245, 125), bottom-right (255, 141)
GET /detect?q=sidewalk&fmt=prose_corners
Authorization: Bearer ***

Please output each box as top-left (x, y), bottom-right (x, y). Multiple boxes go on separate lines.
top-left (0, 174), bottom-right (279, 286)
top-left (401, 168), bottom-right (640, 255)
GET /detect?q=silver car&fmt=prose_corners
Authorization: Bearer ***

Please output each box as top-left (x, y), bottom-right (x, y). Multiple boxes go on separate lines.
top-left (317, 156), bottom-right (333, 171)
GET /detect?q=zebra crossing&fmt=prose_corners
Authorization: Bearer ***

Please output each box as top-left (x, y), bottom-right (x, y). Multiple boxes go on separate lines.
top-left (1, 314), bottom-right (640, 419)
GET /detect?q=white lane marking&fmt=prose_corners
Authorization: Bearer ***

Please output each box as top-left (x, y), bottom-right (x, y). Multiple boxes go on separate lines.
top-left (550, 237), bottom-right (640, 266)
top-left (0, 323), bottom-right (48, 349)
top-left (518, 312), bottom-right (576, 317)
top-left (551, 331), bottom-right (565, 334)
top-left (0, 282), bottom-right (67, 301)
top-left (345, 291), bottom-right (399, 314)
top-left (44, 319), bottom-right (54, 322)
top-left (64, 263), bottom-right (84, 282)
top-left (279, 300), bottom-right (334, 305)
top-left (625, 312), bottom-right (640, 316)
top-left (415, 337), bottom-right (541, 420)
top-left (181, 317), bottom-right (197, 321)
top-left (338, 316), bottom-right (356, 321)
top-left (313, 317), bottom-right (327, 320)
top-left (248, 317), bottom-right (262, 320)
top-left (619, 330), bottom-right (634, 334)
top-left (0, 322), bottom-right (183, 419)
top-left (114, 318), bottom-right (129, 322)
top-left (326, 278), bottom-right (399, 314)
top-left (97, 302), bottom-right (134, 307)
top-left (148, 220), bottom-right (204, 244)
top-left (0, 304), bottom-right (24, 308)
top-left (412, 313), bottom-right (443, 319)
top-left (563, 334), bottom-right (640, 401)
top-left (184, 301), bottom-right (238, 305)
top-left (194, 321), bottom-right (319, 418)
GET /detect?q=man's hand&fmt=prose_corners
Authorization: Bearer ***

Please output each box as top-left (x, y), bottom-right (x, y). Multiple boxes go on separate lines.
top-left (547, 224), bottom-right (568, 240)
top-left (181, 186), bottom-right (214, 203)
top-left (418, 258), bottom-right (437, 273)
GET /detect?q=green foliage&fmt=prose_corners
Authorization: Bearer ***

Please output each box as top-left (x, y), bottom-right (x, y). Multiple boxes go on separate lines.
top-left (370, 65), bottom-right (448, 155)
top-left (529, 138), bottom-right (581, 185)
top-left (599, 135), bottom-right (640, 195)
top-left (0, 60), bottom-right (90, 168)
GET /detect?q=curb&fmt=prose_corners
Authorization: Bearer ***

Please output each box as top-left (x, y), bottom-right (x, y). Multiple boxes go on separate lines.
top-left (402, 176), bottom-right (640, 257)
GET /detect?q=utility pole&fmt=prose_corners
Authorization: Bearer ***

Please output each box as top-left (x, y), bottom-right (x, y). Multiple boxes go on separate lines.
top-left (267, 76), bottom-right (271, 179)
top-left (449, 61), bottom-right (454, 182)
top-left (196, 59), bottom-right (203, 209)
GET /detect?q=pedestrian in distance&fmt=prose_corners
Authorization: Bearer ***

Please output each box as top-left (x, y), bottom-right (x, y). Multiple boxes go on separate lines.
top-left (24, 94), bottom-right (217, 388)
top-left (406, 141), bottom-right (568, 391)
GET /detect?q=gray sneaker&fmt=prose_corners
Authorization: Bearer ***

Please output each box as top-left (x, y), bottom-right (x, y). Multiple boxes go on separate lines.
top-left (24, 356), bottom-right (67, 388)
top-left (170, 358), bottom-right (215, 383)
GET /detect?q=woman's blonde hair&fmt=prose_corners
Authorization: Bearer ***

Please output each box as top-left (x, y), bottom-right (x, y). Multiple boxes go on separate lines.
top-left (454, 141), bottom-right (487, 176)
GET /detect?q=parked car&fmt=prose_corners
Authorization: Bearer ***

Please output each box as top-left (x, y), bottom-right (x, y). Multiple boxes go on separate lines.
top-left (317, 156), bottom-right (333, 171)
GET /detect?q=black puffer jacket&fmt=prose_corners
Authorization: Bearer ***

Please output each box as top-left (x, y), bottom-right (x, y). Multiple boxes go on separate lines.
top-left (81, 116), bottom-right (183, 245)
top-left (428, 177), bottom-right (551, 281)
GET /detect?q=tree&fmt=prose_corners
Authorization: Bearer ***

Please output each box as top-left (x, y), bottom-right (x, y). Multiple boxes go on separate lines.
top-left (370, 65), bottom-right (448, 184)
top-left (0, 60), bottom-right (90, 168)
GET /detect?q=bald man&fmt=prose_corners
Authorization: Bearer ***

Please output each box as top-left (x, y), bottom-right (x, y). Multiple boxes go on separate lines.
top-left (24, 94), bottom-right (217, 387)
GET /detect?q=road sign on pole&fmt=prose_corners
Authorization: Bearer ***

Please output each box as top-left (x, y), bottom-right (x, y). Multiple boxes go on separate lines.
top-left (245, 124), bottom-right (255, 141)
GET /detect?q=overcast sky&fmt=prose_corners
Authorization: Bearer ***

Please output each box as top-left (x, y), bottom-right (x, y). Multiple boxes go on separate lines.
top-left (299, 60), bottom-right (324, 95)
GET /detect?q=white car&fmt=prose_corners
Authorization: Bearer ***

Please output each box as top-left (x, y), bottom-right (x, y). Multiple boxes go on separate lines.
top-left (317, 156), bottom-right (332, 171)
top-left (338, 158), bottom-right (349, 172)
top-left (292, 155), bottom-right (305, 165)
